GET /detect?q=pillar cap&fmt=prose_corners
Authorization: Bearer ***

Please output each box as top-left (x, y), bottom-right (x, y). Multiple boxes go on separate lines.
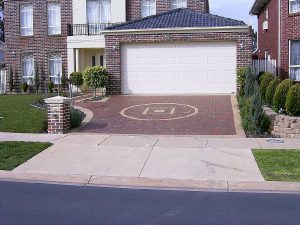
top-left (45, 96), bottom-right (73, 104)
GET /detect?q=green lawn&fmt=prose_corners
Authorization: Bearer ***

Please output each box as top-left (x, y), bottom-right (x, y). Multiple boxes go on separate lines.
top-left (253, 149), bottom-right (300, 182)
top-left (0, 141), bottom-right (52, 171)
top-left (0, 95), bottom-right (47, 133)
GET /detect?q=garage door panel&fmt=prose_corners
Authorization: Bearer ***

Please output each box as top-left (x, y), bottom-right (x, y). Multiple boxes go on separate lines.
top-left (121, 42), bottom-right (236, 94)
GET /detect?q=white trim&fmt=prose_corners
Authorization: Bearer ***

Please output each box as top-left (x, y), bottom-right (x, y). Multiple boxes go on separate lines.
top-left (102, 26), bottom-right (250, 35)
top-left (289, 40), bottom-right (300, 81)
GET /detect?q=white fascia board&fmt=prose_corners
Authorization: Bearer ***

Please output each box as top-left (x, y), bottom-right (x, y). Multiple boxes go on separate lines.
top-left (67, 36), bottom-right (105, 49)
top-left (102, 26), bottom-right (250, 35)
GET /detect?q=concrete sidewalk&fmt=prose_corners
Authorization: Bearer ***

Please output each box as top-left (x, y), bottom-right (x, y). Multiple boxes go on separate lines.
top-left (1, 132), bottom-right (299, 149)
top-left (1, 133), bottom-right (300, 193)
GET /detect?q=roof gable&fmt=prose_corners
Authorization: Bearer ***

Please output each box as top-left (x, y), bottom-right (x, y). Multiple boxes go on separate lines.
top-left (106, 8), bottom-right (246, 31)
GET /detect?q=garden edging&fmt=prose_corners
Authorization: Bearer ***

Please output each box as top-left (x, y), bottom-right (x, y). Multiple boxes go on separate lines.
top-left (264, 107), bottom-right (300, 138)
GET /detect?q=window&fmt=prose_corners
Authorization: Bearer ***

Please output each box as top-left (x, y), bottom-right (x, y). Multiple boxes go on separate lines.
top-left (171, 0), bottom-right (187, 9)
top-left (87, 0), bottom-right (111, 24)
top-left (49, 54), bottom-right (62, 84)
top-left (141, 0), bottom-right (156, 17)
top-left (87, 0), bottom-right (111, 34)
top-left (22, 54), bottom-right (34, 84)
top-left (290, 0), bottom-right (300, 14)
top-left (290, 40), bottom-right (300, 81)
top-left (48, 3), bottom-right (61, 35)
top-left (20, 4), bottom-right (33, 36)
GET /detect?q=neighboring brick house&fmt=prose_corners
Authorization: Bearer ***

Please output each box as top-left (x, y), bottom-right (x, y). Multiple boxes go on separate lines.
top-left (4, 0), bottom-right (252, 95)
top-left (251, 0), bottom-right (300, 81)
top-left (4, 0), bottom-right (72, 92)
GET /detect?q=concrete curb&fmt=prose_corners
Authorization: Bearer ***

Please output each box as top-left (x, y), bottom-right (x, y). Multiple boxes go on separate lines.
top-left (0, 171), bottom-right (300, 194)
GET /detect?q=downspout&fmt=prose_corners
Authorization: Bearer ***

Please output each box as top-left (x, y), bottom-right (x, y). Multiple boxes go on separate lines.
top-left (277, 0), bottom-right (281, 76)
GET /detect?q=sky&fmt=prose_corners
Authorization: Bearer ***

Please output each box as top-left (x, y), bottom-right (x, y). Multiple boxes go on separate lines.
top-left (209, 0), bottom-right (258, 31)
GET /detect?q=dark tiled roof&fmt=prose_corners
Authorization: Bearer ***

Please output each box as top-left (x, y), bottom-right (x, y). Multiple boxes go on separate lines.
top-left (106, 8), bottom-right (246, 31)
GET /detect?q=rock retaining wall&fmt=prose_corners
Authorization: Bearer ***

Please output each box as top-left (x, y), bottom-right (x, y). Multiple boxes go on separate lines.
top-left (264, 107), bottom-right (300, 138)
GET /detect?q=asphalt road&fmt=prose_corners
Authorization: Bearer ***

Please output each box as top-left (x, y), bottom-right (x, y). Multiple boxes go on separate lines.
top-left (1, 181), bottom-right (300, 225)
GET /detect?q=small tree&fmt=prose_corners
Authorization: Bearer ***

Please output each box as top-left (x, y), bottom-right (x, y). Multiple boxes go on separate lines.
top-left (83, 66), bottom-right (109, 98)
top-left (244, 68), bottom-right (256, 98)
top-left (34, 62), bottom-right (40, 93)
top-left (22, 82), bottom-right (28, 94)
top-left (9, 65), bottom-right (14, 93)
top-left (70, 72), bottom-right (83, 93)
top-left (48, 81), bottom-right (54, 93)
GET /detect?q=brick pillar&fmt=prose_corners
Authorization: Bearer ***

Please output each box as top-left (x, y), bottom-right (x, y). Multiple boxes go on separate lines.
top-left (45, 96), bottom-right (73, 134)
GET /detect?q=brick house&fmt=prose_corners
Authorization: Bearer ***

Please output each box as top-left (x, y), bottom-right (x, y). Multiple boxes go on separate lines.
top-left (250, 0), bottom-right (300, 81)
top-left (3, 0), bottom-right (252, 94)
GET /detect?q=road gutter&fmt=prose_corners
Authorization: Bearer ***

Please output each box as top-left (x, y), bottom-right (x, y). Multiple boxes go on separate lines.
top-left (0, 171), bottom-right (300, 194)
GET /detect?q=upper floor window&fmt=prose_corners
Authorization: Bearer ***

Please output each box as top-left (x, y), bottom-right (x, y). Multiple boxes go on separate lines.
top-left (87, 0), bottom-right (111, 24)
top-left (20, 5), bottom-right (33, 36)
top-left (171, 0), bottom-right (187, 9)
top-left (48, 3), bottom-right (61, 35)
top-left (141, 0), bottom-right (156, 18)
top-left (22, 54), bottom-right (34, 84)
top-left (290, 40), bottom-right (300, 81)
top-left (49, 54), bottom-right (62, 84)
top-left (290, 0), bottom-right (300, 14)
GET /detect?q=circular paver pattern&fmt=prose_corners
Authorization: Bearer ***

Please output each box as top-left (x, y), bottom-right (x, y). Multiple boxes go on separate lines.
top-left (120, 103), bottom-right (199, 121)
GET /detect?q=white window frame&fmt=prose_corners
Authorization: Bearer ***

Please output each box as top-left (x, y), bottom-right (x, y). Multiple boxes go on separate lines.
top-left (49, 54), bottom-right (62, 84)
top-left (47, 3), bottom-right (61, 35)
top-left (22, 54), bottom-right (34, 84)
top-left (141, 0), bottom-right (156, 18)
top-left (289, 0), bottom-right (300, 14)
top-left (20, 4), bottom-right (33, 36)
top-left (171, 0), bottom-right (187, 9)
top-left (289, 40), bottom-right (300, 81)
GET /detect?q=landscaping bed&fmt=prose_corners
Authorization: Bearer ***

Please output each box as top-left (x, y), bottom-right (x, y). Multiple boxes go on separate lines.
top-left (253, 149), bottom-right (300, 182)
top-left (237, 68), bottom-right (300, 138)
top-left (0, 141), bottom-right (52, 171)
top-left (0, 95), bottom-right (47, 133)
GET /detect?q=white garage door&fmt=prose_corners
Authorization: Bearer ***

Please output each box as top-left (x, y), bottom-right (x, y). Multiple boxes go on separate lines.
top-left (121, 42), bottom-right (237, 94)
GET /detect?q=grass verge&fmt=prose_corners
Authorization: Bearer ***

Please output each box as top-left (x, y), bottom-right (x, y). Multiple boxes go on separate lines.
top-left (0, 141), bottom-right (52, 171)
top-left (0, 95), bottom-right (47, 133)
top-left (253, 149), bottom-right (300, 182)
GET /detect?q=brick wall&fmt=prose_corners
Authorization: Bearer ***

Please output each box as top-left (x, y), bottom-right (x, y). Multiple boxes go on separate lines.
top-left (256, 0), bottom-right (279, 61)
top-left (105, 29), bottom-right (252, 95)
top-left (4, 0), bottom-right (72, 92)
top-left (280, 0), bottom-right (300, 78)
top-left (127, 0), bottom-right (209, 21)
top-left (256, 0), bottom-right (300, 79)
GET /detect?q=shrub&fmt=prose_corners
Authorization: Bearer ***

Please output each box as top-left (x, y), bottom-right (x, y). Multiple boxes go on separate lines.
top-left (83, 66), bottom-right (109, 98)
top-left (22, 82), bottom-right (29, 93)
top-left (257, 71), bottom-right (265, 83)
top-left (240, 84), bottom-right (271, 135)
top-left (273, 79), bottom-right (294, 112)
top-left (286, 84), bottom-right (300, 116)
top-left (265, 78), bottom-right (281, 107)
top-left (70, 108), bottom-right (85, 129)
top-left (70, 72), bottom-right (83, 91)
top-left (258, 72), bottom-right (272, 85)
top-left (237, 67), bottom-right (248, 96)
top-left (48, 82), bottom-right (54, 93)
top-left (244, 69), bottom-right (256, 98)
top-left (260, 73), bottom-right (274, 101)
top-left (241, 98), bottom-right (256, 134)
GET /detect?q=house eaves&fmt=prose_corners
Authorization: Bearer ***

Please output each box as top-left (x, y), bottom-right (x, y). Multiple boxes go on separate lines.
top-left (250, 0), bottom-right (269, 15)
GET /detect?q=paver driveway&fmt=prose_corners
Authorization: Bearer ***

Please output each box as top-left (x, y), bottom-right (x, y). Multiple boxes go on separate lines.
top-left (76, 95), bottom-right (237, 135)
